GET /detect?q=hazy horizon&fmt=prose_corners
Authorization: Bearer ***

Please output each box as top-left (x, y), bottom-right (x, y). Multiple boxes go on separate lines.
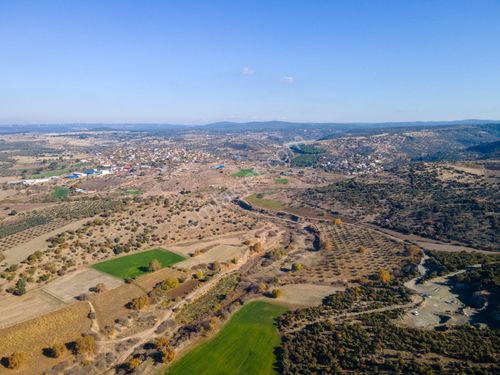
top-left (1, 118), bottom-right (499, 128)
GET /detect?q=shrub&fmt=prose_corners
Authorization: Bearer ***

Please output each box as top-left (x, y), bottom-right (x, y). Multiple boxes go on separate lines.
top-left (154, 337), bottom-right (170, 350)
top-left (127, 358), bottom-right (140, 370)
top-left (291, 262), bottom-right (303, 272)
top-left (211, 261), bottom-right (221, 272)
top-left (193, 270), bottom-right (204, 280)
top-left (46, 343), bottom-right (66, 358)
top-left (258, 282), bottom-right (267, 293)
top-left (6, 352), bottom-right (24, 369)
top-left (159, 345), bottom-right (175, 363)
top-left (13, 278), bottom-right (27, 296)
top-left (406, 245), bottom-right (421, 261)
top-left (271, 289), bottom-right (283, 299)
top-left (207, 317), bottom-right (217, 332)
top-left (130, 295), bottom-right (149, 310)
top-left (378, 269), bottom-right (391, 284)
top-left (252, 242), bottom-right (264, 253)
top-left (161, 278), bottom-right (179, 290)
top-left (149, 259), bottom-right (161, 272)
top-left (266, 249), bottom-right (285, 261)
top-left (74, 335), bottom-right (96, 354)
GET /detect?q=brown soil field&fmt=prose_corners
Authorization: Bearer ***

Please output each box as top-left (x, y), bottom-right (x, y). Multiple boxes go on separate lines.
top-left (279, 283), bottom-right (344, 307)
top-left (44, 268), bottom-right (123, 303)
top-left (166, 279), bottom-right (200, 299)
top-left (78, 176), bottom-right (128, 191)
top-left (91, 283), bottom-right (145, 329)
top-left (0, 302), bottom-right (91, 375)
top-left (0, 290), bottom-right (65, 329)
top-left (176, 244), bottom-right (245, 269)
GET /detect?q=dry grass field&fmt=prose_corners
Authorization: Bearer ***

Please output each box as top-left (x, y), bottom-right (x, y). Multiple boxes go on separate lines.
top-left (0, 302), bottom-right (91, 375)
top-left (278, 283), bottom-right (344, 307)
top-left (91, 283), bottom-right (146, 329)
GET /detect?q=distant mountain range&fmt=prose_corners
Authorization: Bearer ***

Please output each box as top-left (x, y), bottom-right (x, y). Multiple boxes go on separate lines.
top-left (0, 119), bottom-right (498, 134)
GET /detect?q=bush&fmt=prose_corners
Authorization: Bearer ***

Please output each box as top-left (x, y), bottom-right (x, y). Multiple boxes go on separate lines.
top-left (193, 270), bottom-right (204, 280)
top-left (258, 282), bottom-right (267, 293)
top-left (271, 289), bottom-right (283, 299)
top-left (130, 295), bottom-right (149, 310)
top-left (291, 262), bottom-right (303, 272)
top-left (378, 269), bottom-right (391, 284)
top-left (252, 242), bottom-right (264, 253)
top-left (46, 343), bottom-right (66, 358)
top-left (161, 278), bottom-right (179, 290)
top-left (207, 317), bottom-right (217, 332)
top-left (128, 358), bottom-right (140, 370)
top-left (74, 335), bottom-right (96, 354)
top-left (6, 352), bottom-right (24, 369)
top-left (356, 247), bottom-right (367, 255)
top-left (159, 344), bottom-right (175, 363)
top-left (154, 337), bottom-right (170, 350)
top-left (12, 278), bottom-right (27, 296)
top-left (211, 261), bottom-right (221, 272)
top-left (149, 259), bottom-right (161, 272)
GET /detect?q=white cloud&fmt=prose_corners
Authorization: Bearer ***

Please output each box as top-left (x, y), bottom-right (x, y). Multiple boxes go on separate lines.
top-left (241, 67), bottom-right (255, 76)
top-left (281, 76), bottom-right (295, 84)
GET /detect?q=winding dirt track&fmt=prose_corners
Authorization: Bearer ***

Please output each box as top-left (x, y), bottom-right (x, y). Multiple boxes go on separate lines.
top-left (284, 295), bottom-right (423, 334)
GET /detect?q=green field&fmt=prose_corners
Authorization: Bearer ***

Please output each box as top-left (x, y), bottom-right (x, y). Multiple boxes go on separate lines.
top-left (167, 301), bottom-right (287, 375)
top-left (232, 168), bottom-right (260, 177)
top-left (274, 178), bottom-right (289, 184)
top-left (245, 193), bottom-right (285, 210)
top-left (122, 188), bottom-right (142, 195)
top-left (51, 186), bottom-right (69, 199)
top-left (91, 249), bottom-right (185, 279)
top-left (27, 162), bottom-right (92, 179)
top-left (28, 168), bottom-right (72, 179)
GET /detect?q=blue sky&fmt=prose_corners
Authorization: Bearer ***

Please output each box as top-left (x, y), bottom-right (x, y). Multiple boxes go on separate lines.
top-left (1, 0), bottom-right (499, 124)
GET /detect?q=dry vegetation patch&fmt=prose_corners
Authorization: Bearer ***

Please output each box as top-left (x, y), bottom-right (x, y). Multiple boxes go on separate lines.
top-left (0, 302), bottom-right (91, 375)
top-left (91, 283), bottom-right (145, 328)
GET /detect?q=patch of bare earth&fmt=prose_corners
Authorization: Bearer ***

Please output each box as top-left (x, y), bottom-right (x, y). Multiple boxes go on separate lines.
top-left (279, 283), bottom-right (344, 307)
